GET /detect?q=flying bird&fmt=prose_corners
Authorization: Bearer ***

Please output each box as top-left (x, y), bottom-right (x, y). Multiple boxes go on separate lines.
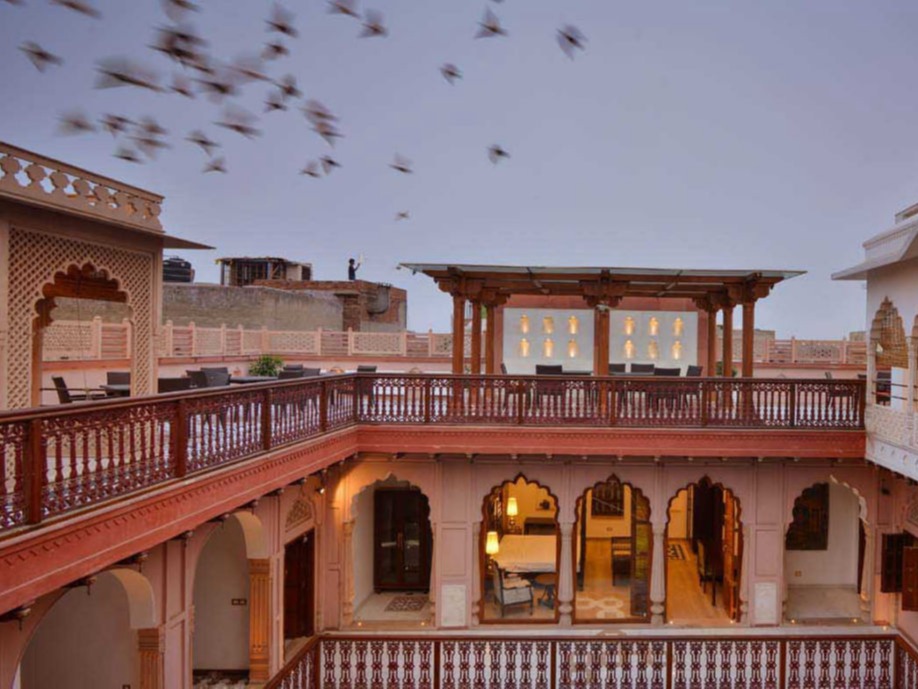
top-left (302, 99), bottom-right (338, 123)
top-left (100, 114), bottom-right (134, 136)
top-left (231, 55), bottom-right (271, 84)
top-left (186, 130), bottom-right (220, 156)
top-left (95, 57), bottom-right (161, 92)
top-left (162, 0), bottom-right (199, 22)
top-left (263, 41), bottom-right (289, 60)
top-left (476, 9), bottom-right (506, 38)
top-left (557, 25), bottom-right (586, 59)
top-left (488, 144), bottom-right (509, 164)
top-left (276, 74), bottom-right (301, 100)
top-left (267, 3), bottom-right (298, 37)
top-left (440, 63), bottom-right (461, 84)
top-left (395, 211), bottom-right (410, 221)
top-left (51, 0), bottom-right (101, 18)
top-left (320, 155), bottom-right (340, 174)
top-left (328, 0), bottom-right (359, 18)
top-left (214, 106), bottom-right (261, 139)
top-left (265, 92), bottom-right (288, 112)
top-left (57, 110), bottom-right (96, 135)
top-left (389, 154), bottom-right (413, 174)
top-left (203, 156), bottom-right (227, 173)
top-left (132, 134), bottom-right (170, 159)
top-left (137, 117), bottom-right (168, 137)
top-left (20, 42), bottom-right (63, 72)
top-left (360, 10), bottom-right (387, 37)
top-left (300, 161), bottom-right (321, 177)
top-left (170, 74), bottom-right (195, 98)
top-left (196, 67), bottom-right (239, 102)
top-left (151, 24), bottom-right (207, 67)
top-left (312, 120), bottom-right (343, 147)
top-left (114, 146), bottom-right (142, 163)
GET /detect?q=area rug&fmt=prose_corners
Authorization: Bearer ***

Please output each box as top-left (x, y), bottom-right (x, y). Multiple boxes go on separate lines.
top-left (667, 543), bottom-right (686, 560)
top-left (384, 595), bottom-right (428, 612)
top-left (574, 592), bottom-right (628, 620)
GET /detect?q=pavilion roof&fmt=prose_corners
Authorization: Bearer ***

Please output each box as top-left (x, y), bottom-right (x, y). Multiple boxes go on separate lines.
top-left (399, 263), bottom-right (803, 303)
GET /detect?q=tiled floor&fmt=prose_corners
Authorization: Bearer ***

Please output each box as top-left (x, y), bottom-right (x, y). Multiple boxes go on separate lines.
top-left (665, 539), bottom-right (731, 626)
top-left (785, 585), bottom-right (863, 623)
top-left (575, 539), bottom-right (631, 621)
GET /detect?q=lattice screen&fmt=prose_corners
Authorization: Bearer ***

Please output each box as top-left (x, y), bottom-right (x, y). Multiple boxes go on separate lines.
top-left (871, 298), bottom-right (907, 368)
top-left (6, 227), bottom-right (155, 408)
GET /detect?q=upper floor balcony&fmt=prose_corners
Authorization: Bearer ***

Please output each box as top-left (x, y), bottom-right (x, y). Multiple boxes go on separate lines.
top-left (0, 373), bottom-right (865, 534)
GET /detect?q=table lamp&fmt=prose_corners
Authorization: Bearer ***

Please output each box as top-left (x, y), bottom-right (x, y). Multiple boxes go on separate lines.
top-left (507, 497), bottom-right (518, 531)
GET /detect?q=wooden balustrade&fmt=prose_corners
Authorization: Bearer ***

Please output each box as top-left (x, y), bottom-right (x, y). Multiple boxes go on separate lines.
top-left (268, 633), bottom-right (897, 689)
top-left (0, 375), bottom-right (864, 531)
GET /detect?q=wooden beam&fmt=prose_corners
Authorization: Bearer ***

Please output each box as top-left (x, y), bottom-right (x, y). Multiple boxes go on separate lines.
top-left (470, 301), bottom-right (482, 374)
top-left (485, 304), bottom-right (496, 374)
top-left (706, 308), bottom-right (718, 378)
top-left (742, 301), bottom-right (755, 377)
top-left (452, 295), bottom-right (465, 374)
top-left (722, 305), bottom-right (734, 377)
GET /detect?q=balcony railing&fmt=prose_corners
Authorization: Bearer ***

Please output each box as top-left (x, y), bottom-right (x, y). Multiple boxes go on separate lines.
top-left (0, 375), bottom-right (864, 532)
top-left (268, 633), bottom-right (903, 689)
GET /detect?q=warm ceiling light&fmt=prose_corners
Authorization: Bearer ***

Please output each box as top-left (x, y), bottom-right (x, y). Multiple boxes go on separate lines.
top-left (648, 317), bottom-right (659, 336)
top-left (485, 530), bottom-right (500, 555)
top-left (520, 314), bottom-right (530, 334)
top-left (624, 316), bottom-right (635, 336)
top-left (506, 497), bottom-right (519, 517)
top-left (672, 341), bottom-right (682, 360)
top-left (542, 316), bottom-right (554, 334)
top-left (673, 317), bottom-right (684, 336)
top-left (624, 339), bottom-right (635, 359)
top-left (648, 341), bottom-right (659, 360)
top-left (543, 338), bottom-right (554, 358)
top-left (568, 315), bottom-right (579, 335)
top-left (520, 338), bottom-right (530, 358)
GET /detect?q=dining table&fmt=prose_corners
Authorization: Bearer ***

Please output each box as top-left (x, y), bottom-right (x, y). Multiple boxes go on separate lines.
top-left (100, 384), bottom-right (131, 397)
top-left (229, 375), bottom-right (278, 385)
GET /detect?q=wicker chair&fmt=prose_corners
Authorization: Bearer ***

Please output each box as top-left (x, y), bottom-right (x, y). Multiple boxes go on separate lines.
top-left (51, 376), bottom-right (105, 404)
top-left (158, 377), bottom-right (192, 394)
top-left (492, 568), bottom-right (533, 617)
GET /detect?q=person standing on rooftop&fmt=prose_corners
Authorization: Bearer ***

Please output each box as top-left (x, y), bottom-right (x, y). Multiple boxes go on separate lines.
top-left (348, 257), bottom-right (361, 280)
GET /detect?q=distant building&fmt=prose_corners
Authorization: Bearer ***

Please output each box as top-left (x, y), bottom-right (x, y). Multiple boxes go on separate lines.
top-left (217, 256), bottom-right (312, 287)
top-left (163, 256), bottom-right (195, 283)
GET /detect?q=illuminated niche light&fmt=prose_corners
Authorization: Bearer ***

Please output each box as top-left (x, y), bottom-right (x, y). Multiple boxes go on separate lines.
top-left (542, 316), bottom-right (555, 334)
top-left (648, 317), bottom-right (659, 336)
top-left (672, 340), bottom-right (683, 360)
top-left (673, 317), bottom-right (684, 337)
top-left (624, 339), bottom-right (635, 360)
top-left (624, 316), bottom-right (635, 336)
top-left (568, 339), bottom-right (579, 358)
top-left (568, 315), bottom-right (579, 335)
top-left (519, 338), bottom-right (530, 358)
top-left (520, 314), bottom-right (530, 334)
top-left (648, 340), bottom-right (659, 360)
top-left (543, 338), bottom-right (555, 358)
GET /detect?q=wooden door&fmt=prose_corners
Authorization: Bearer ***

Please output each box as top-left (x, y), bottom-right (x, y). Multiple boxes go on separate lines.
top-left (374, 489), bottom-right (432, 592)
top-left (903, 547), bottom-right (918, 611)
top-left (722, 493), bottom-right (740, 620)
top-left (283, 531), bottom-right (315, 639)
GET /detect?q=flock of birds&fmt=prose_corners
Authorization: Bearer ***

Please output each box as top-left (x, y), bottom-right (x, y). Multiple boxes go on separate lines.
top-left (9, 0), bottom-right (587, 221)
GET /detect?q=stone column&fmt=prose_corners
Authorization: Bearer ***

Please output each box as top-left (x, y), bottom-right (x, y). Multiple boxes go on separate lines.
top-left (341, 520), bottom-right (355, 626)
top-left (137, 626), bottom-right (165, 689)
top-left (470, 302), bottom-right (482, 374)
top-left (650, 522), bottom-right (667, 625)
top-left (740, 525), bottom-right (751, 625)
top-left (908, 337), bottom-right (917, 411)
top-left (860, 523), bottom-right (874, 621)
top-left (722, 304), bottom-right (734, 377)
top-left (248, 558), bottom-right (271, 682)
top-left (558, 522), bottom-right (574, 625)
top-left (867, 338), bottom-right (878, 406)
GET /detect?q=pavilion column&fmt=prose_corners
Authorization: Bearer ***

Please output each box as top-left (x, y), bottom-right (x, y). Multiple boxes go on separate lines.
top-left (248, 558), bottom-right (271, 682)
top-left (592, 306), bottom-right (610, 377)
top-left (451, 295), bottom-right (466, 374)
top-left (470, 300), bottom-right (482, 374)
top-left (137, 626), bottom-right (165, 689)
top-left (722, 304), bottom-right (734, 377)
top-left (706, 307), bottom-right (718, 378)
top-left (741, 299), bottom-right (756, 377)
top-left (650, 522), bottom-right (666, 625)
top-left (484, 304), bottom-right (497, 374)
top-left (908, 336), bottom-right (917, 411)
top-left (558, 521), bottom-right (574, 625)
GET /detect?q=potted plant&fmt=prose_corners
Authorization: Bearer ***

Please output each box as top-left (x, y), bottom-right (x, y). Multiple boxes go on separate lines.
top-left (249, 354), bottom-right (283, 377)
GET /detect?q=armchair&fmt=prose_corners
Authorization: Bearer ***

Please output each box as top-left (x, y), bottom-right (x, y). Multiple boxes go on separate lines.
top-left (492, 567), bottom-right (533, 617)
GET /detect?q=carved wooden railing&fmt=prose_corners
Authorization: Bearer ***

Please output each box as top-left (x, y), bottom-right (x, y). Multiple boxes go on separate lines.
top-left (268, 633), bottom-right (897, 689)
top-left (898, 634), bottom-right (918, 689)
top-left (0, 375), bottom-right (863, 531)
top-left (0, 141), bottom-right (163, 232)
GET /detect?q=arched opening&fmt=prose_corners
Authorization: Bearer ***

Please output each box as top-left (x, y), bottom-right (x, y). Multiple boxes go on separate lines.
top-left (665, 477), bottom-right (743, 625)
top-left (870, 298), bottom-right (906, 407)
top-left (351, 477), bottom-right (433, 625)
top-left (35, 263), bottom-right (133, 406)
top-left (784, 481), bottom-right (867, 624)
top-left (192, 514), bottom-right (259, 686)
top-left (574, 476), bottom-right (652, 622)
top-left (480, 475), bottom-right (559, 622)
top-left (18, 569), bottom-right (154, 688)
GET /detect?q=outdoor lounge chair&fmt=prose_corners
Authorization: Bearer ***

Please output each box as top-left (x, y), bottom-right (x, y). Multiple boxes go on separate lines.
top-left (51, 376), bottom-right (106, 404)
top-left (158, 377), bottom-right (192, 394)
top-left (630, 363), bottom-right (655, 375)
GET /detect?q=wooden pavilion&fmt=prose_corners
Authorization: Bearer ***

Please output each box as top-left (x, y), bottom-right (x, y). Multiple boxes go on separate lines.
top-left (400, 264), bottom-right (803, 376)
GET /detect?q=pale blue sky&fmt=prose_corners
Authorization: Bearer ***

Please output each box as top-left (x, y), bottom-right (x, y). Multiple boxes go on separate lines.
top-left (2, 1), bottom-right (916, 335)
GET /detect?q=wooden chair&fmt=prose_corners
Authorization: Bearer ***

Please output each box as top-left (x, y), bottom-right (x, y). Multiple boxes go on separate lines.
top-left (278, 370), bottom-right (305, 380)
top-left (686, 365), bottom-right (703, 377)
top-left (158, 377), bottom-right (192, 394)
top-left (51, 376), bottom-right (105, 404)
top-left (492, 568), bottom-right (533, 617)
top-left (630, 363), bottom-right (655, 375)
top-left (653, 367), bottom-right (681, 377)
top-left (187, 370), bottom-right (208, 388)
top-left (302, 367), bottom-right (322, 377)
top-left (609, 363), bottom-right (627, 375)
top-left (283, 364), bottom-right (304, 372)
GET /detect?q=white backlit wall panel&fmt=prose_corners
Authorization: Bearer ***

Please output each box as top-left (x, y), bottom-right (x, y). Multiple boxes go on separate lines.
top-left (503, 308), bottom-right (699, 374)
